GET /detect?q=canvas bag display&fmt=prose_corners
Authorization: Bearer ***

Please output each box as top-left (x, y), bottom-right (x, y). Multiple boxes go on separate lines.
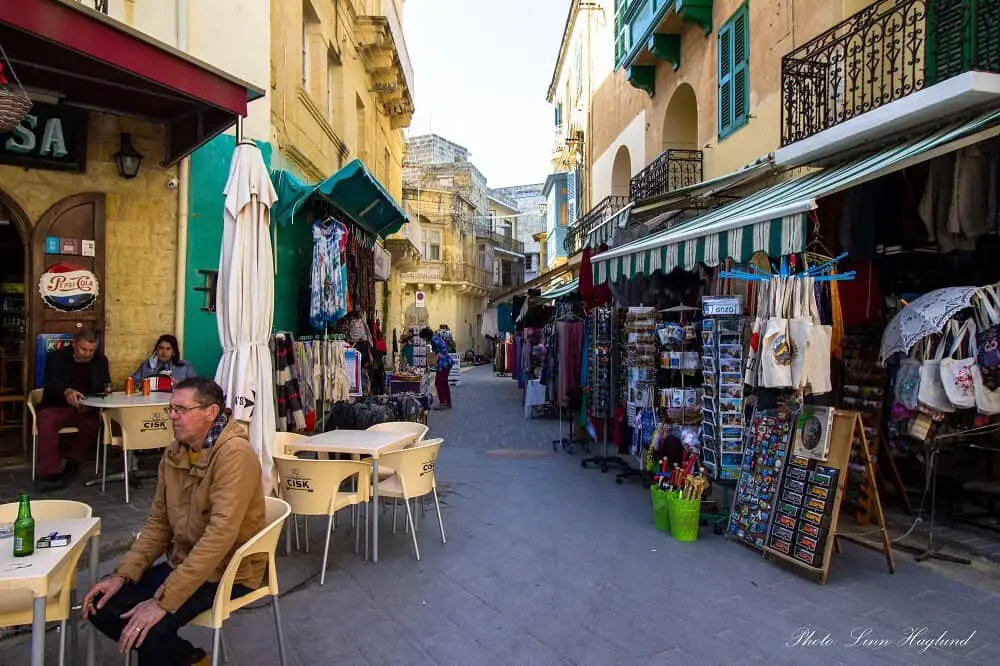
top-left (804, 277), bottom-right (833, 395)
top-left (894, 341), bottom-right (923, 411)
top-left (940, 319), bottom-right (977, 409)
top-left (917, 322), bottom-right (955, 414)
top-left (787, 277), bottom-right (812, 390)
top-left (968, 323), bottom-right (1000, 414)
top-left (974, 286), bottom-right (1000, 390)
top-left (761, 277), bottom-right (794, 389)
top-left (744, 280), bottom-right (770, 387)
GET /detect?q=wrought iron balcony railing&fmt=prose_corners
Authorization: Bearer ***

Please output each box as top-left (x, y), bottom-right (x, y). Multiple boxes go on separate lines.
top-left (564, 195), bottom-right (629, 254)
top-left (781, 0), bottom-right (1000, 147)
top-left (629, 149), bottom-right (703, 202)
top-left (474, 224), bottom-right (526, 255)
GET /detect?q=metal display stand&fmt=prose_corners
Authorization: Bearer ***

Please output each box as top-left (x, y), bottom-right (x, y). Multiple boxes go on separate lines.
top-left (582, 307), bottom-right (626, 472)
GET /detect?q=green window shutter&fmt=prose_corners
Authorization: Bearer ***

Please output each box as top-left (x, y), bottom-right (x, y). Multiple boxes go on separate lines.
top-left (732, 5), bottom-right (750, 131)
top-left (718, 3), bottom-right (749, 139)
top-left (718, 21), bottom-right (733, 137)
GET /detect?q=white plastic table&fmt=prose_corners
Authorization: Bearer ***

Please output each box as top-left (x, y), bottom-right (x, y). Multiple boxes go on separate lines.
top-left (0, 517), bottom-right (101, 666)
top-left (291, 430), bottom-right (413, 563)
top-left (79, 393), bottom-right (172, 487)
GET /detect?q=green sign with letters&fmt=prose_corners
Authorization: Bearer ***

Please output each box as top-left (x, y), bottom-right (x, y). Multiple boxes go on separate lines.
top-left (0, 101), bottom-right (87, 172)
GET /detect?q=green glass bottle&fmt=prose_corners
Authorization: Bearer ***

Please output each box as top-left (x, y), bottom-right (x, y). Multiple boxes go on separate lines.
top-left (13, 493), bottom-right (34, 557)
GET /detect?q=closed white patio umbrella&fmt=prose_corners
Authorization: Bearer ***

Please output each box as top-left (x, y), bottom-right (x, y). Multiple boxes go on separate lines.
top-left (215, 140), bottom-right (278, 491)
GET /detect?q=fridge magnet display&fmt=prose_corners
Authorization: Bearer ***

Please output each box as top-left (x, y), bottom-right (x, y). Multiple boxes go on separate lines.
top-left (728, 408), bottom-right (792, 549)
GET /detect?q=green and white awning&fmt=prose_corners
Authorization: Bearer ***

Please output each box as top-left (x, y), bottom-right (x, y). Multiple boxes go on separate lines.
top-left (592, 107), bottom-right (1000, 285)
top-left (585, 204), bottom-right (632, 250)
top-left (540, 278), bottom-right (579, 300)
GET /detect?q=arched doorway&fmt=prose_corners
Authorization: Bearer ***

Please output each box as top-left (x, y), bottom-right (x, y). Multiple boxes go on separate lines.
top-left (662, 83), bottom-right (699, 151)
top-left (0, 190), bottom-right (30, 457)
top-left (611, 146), bottom-right (632, 198)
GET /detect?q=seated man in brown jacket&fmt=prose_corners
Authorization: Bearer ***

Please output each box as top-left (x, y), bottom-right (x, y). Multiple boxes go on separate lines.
top-left (82, 377), bottom-right (265, 666)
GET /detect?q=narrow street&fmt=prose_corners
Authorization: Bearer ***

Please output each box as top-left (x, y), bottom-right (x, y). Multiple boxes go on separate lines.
top-left (4, 366), bottom-right (1000, 665)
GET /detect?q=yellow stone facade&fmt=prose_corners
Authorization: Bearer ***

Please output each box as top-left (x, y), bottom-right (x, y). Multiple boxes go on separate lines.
top-left (0, 113), bottom-right (179, 385)
top-left (269, 0), bottom-right (411, 201)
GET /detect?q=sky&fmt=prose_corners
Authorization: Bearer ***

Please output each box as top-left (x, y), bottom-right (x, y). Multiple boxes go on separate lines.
top-left (403, 0), bottom-right (570, 188)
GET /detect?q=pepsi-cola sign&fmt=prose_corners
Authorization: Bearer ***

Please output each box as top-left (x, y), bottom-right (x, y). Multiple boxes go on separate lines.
top-left (38, 263), bottom-right (99, 312)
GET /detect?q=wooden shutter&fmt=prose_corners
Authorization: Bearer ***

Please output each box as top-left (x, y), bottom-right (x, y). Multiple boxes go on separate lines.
top-left (732, 7), bottom-right (750, 128)
top-left (718, 20), bottom-right (733, 137)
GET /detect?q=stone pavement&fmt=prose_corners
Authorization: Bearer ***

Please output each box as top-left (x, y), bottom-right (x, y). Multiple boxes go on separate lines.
top-left (4, 365), bottom-right (1000, 665)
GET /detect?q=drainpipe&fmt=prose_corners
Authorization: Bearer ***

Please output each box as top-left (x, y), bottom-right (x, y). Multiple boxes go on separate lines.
top-left (175, 0), bottom-right (190, 347)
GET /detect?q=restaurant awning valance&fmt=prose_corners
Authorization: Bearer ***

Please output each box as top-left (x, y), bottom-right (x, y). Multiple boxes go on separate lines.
top-left (271, 159), bottom-right (408, 239)
top-left (592, 107), bottom-right (1000, 285)
top-left (540, 278), bottom-right (579, 300)
top-left (0, 0), bottom-right (264, 165)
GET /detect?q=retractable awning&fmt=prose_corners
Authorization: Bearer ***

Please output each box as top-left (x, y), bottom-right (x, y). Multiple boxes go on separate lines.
top-left (271, 159), bottom-right (408, 240)
top-left (592, 107), bottom-right (1000, 285)
top-left (0, 0), bottom-right (263, 165)
top-left (540, 278), bottom-right (579, 300)
top-left (584, 204), bottom-right (632, 250)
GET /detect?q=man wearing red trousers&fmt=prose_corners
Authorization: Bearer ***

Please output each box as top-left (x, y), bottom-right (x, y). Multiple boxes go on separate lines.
top-left (36, 328), bottom-right (109, 491)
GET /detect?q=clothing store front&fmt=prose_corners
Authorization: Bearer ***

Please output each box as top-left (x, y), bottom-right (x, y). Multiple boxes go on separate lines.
top-left (269, 160), bottom-right (429, 433)
top-left (522, 107), bottom-right (1000, 581)
top-left (0, 1), bottom-right (260, 455)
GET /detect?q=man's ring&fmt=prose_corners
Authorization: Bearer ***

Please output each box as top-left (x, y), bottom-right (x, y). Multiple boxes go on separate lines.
top-left (134, 628), bottom-right (141, 633)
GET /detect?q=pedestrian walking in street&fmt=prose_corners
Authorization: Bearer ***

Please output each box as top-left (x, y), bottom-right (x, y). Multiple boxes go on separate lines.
top-left (421, 327), bottom-right (453, 409)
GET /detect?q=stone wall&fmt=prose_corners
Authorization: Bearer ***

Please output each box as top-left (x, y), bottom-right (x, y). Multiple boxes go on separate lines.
top-left (0, 112), bottom-right (179, 385)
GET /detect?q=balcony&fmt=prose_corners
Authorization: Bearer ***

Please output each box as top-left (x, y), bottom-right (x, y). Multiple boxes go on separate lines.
top-left (402, 261), bottom-right (492, 292)
top-left (355, 0), bottom-right (415, 128)
top-left (629, 149), bottom-right (703, 202)
top-left (474, 224), bottom-right (526, 255)
top-left (777, 0), bottom-right (1000, 167)
top-left (615, 0), bottom-right (714, 95)
top-left (564, 195), bottom-right (629, 254)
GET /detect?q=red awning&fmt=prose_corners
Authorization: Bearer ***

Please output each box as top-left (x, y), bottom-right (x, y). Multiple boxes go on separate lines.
top-left (0, 0), bottom-right (264, 165)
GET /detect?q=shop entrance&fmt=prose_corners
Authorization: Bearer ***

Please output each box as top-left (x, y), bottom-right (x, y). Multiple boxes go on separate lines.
top-left (0, 190), bottom-right (29, 457)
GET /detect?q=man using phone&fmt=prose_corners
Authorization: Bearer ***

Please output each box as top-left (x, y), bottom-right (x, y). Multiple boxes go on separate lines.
top-left (81, 378), bottom-right (265, 666)
top-left (36, 327), bottom-right (110, 491)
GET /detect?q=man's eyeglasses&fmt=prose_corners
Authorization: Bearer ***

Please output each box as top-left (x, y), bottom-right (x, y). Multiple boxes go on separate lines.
top-left (165, 404), bottom-right (209, 416)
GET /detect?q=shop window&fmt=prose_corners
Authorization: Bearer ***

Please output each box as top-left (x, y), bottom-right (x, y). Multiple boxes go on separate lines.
top-left (718, 3), bottom-right (750, 140)
top-left (194, 270), bottom-right (219, 313)
top-left (421, 229), bottom-right (441, 261)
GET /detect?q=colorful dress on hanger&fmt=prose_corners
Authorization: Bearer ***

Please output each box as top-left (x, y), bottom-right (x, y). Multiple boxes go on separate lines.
top-left (310, 220), bottom-right (349, 329)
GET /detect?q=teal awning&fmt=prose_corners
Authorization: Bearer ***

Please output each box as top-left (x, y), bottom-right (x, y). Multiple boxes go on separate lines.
top-left (271, 159), bottom-right (408, 239)
top-left (540, 278), bottom-right (579, 300)
top-left (592, 107), bottom-right (1000, 285)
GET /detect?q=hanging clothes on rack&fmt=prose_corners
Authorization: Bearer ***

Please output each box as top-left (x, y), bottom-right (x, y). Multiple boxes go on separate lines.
top-left (273, 332), bottom-right (307, 433)
top-left (310, 218), bottom-right (349, 329)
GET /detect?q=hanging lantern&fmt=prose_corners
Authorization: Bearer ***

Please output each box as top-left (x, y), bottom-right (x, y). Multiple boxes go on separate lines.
top-left (0, 47), bottom-right (33, 133)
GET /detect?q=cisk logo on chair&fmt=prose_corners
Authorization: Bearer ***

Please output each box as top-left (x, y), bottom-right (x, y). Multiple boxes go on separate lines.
top-left (285, 468), bottom-right (313, 492)
top-left (141, 412), bottom-right (168, 433)
top-left (420, 460), bottom-right (435, 477)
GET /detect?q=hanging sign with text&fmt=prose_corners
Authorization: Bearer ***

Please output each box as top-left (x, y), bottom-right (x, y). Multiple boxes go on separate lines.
top-left (0, 102), bottom-right (88, 172)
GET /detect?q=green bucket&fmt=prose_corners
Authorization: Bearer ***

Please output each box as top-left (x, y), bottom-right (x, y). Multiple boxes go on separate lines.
top-left (650, 487), bottom-right (672, 531)
top-left (668, 496), bottom-right (702, 542)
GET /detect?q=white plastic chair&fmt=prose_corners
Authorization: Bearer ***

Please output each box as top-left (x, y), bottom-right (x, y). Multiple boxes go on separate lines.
top-left (378, 439), bottom-right (446, 561)
top-left (0, 500), bottom-right (93, 666)
top-left (102, 406), bottom-right (174, 503)
top-left (273, 431), bottom-right (307, 456)
top-left (189, 496), bottom-right (291, 666)
top-left (26, 389), bottom-right (80, 481)
top-left (366, 421), bottom-right (428, 479)
top-left (273, 453), bottom-right (371, 583)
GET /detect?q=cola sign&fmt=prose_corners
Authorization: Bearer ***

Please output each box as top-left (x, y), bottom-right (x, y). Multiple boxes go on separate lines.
top-left (39, 263), bottom-right (99, 312)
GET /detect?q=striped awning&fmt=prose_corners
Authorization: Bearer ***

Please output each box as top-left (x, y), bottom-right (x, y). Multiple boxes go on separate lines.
top-left (540, 278), bottom-right (579, 300)
top-left (585, 204), bottom-right (632, 249)
top-left (592, 107), bottom-right (1000, 285)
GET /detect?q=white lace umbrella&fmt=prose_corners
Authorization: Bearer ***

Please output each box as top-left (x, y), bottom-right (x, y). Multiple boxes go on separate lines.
top-left (215, 141), bottom-right (278, 492)
top-left (879, 286), bottom-right (979, 363)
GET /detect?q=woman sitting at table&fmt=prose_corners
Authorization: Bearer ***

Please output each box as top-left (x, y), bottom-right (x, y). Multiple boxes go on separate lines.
top-left (130, 334), bottom-right (196, 386)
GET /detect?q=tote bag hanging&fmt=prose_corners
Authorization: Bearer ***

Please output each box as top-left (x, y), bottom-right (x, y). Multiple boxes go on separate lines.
top-left (787, 277), bottom-right (812, 390)
top-left (744, 280), bottom-right (769, 387)
top-left (761, 277), bottom-right (794, 389)
top-left (918, 322), bottom-right (955, 414)
top-left (969, 325), bottom-right (1000, 414)
top-left (940, 319), bottom-right (977, 409)
top-left (894, 341), bottom-right (923, 411)
top-left (974, 286), bottom-right (1000, 390)
top-left (804, 277), bottom-right (833, 395)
